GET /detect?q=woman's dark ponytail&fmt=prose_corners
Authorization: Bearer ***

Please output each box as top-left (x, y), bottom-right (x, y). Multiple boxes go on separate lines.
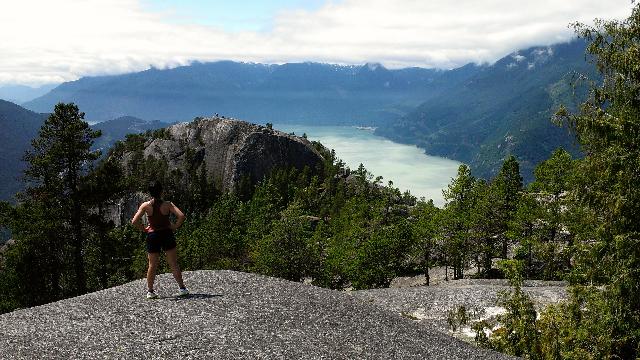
top-left (148, 181), bottom-right (163, 199)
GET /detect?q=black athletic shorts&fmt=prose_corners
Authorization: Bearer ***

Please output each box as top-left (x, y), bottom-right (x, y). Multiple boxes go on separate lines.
top-left (146, 229), bottom-right (177, 253)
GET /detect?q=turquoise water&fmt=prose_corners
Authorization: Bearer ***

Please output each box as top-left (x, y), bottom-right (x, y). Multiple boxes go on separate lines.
top-left (274, 124), bottom-right (461, 207)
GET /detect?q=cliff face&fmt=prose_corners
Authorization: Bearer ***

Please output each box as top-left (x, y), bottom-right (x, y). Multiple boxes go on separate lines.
top-left (107, 117), bottom-right (324, 224)
top-left (100, 192), bottom-right (148, 227)
top-left (123, 117), bottom-right (324, 193)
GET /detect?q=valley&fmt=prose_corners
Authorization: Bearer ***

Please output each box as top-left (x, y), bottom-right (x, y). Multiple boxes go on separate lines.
top-left (275, 124), bottom-right (461, 206)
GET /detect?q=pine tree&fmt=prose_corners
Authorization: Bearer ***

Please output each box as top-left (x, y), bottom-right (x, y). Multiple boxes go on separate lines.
top-left (470, 179), bottom-right (500, 276)
top-left (251, 201), bottom-right (317, 282)
top-left (530, 149), bottom-right (574, 279)
top-left (411, 199), bottom-right (439, 285)
top-left (81, 159), bottom-right (126, 290)
top-left (442, 165), bottom-right (477, 280)
top-left (21, 103), bottom-right (101, 296)
top-left (554, 4), bottom-right (640, 357)
top-left (493, 155), bottom-right (523, 259)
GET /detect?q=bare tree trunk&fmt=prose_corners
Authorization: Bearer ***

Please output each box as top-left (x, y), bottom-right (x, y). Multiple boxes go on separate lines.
top-left (424, 246), bottom-right (430, 286)
top-left (502, 236), bottom-right (508, 259)
top-left (445, 263), bottom-right (449, 281)
top-left (71, 203), bottom-right (87, 295)
top-left (98, 205), bottom-right (108, 289)
top-left (69, 169), bottom-right (87, 296)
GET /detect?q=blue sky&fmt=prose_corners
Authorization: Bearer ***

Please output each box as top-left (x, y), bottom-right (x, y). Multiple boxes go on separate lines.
top-left (0, 0), bottom-right (634, 85)
top-left (144, 0), bottom-right (327, 32)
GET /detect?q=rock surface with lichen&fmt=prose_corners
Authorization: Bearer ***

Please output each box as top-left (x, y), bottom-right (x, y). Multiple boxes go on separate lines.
top-left (0, 270), bottom-right (513, 359)
top-left (122, 116), bottom-right (324, 193)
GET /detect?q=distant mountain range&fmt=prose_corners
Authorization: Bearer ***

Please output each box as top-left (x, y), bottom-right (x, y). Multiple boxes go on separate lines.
top-left (377, 39), bottom-right (592, 180)
top-left (23, 62), bottom-right (451, 125)
top-left (0, 84), bottom-right (58, 104)
top-left (13, 39), bottom-right (594, 186)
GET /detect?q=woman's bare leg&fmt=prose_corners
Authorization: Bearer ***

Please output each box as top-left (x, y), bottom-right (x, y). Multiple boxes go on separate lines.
top-left (165, 248), bottom-right (185, 288)
top-left (147, 252), bottom-right (160, 291)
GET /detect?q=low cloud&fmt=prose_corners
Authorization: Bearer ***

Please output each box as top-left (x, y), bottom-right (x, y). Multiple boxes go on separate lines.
top-left (0, 0), bottom-right (633, 85)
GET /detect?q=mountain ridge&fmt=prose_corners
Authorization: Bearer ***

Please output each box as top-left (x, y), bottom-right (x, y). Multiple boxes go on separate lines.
top-left (24, 61), bottom-right (447, 125)
top-left (0, 84), bottom-right (58, 104)
top-left (376, 39), bottom-right (591, 180)
top-left (110, 116), bottom-right (325, 195)
top-left (20, 39), bottom-right (593, 181)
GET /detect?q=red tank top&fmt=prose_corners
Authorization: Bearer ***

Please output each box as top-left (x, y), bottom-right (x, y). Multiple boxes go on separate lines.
top-left (148, 199), bottom-right (171, 231)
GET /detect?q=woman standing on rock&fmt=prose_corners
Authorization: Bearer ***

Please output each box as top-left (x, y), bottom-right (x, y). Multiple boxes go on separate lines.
top-left (131, 181), bottom-right (189, 299)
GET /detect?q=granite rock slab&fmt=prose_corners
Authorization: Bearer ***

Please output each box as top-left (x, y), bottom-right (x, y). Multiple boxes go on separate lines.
top-left (0, 270), bottom-right (513, 359)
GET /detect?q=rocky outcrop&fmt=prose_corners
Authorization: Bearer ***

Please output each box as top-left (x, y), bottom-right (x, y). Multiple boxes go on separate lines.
top-left (353, 278), bottom-right (568, 341)
top-left (0, 270), bottom-right (512, 359)
top-left (122, 117), bottom-right (324, 193)
top-left (100, 192), bottom-right (148, 227)
top-left (0, 239), bottom-right (15, 265)
top-left (106, 117), bottom-right (324, 224)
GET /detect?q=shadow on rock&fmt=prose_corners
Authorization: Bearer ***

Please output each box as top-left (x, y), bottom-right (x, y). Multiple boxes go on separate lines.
top-left (167, 293), bottom-right (222, 301)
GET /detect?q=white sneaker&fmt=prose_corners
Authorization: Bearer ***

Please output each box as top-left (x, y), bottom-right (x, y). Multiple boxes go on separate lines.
top-left (176, 288), bottom-right (189, 297)
top-left (146, 291), bottom-right (159, 299)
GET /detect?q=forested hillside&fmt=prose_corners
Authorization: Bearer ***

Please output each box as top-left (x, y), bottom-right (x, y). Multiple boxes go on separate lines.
top-left (377, 40), bottom-right (593, 180)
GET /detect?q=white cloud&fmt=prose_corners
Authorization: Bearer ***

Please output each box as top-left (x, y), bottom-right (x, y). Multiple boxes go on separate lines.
top-left (0, 0), bottom-right (633, 85)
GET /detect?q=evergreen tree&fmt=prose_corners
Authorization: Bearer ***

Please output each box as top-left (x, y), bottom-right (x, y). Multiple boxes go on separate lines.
top-left (508, 192), bottom-right (540, 279)
top-left (0, 200), bottom-right (65, 308)
top-left (411, 200), bottom-right (439, 285)
top-left (505, 150), bottom-right (575, 280)
top-left (251, 201), bottom-right (319, 282)
top-left (554, 5), bottom-right (640, 357)
top-left (442, 165), bottom-right (477, 279)
top-left (21, 103), bottom-right (101, 296)
top-left (530, 149), bottom-right (575, 279)
top-left (470, 179), bottom-right (501, 276)
top-left (81, 159), bottom-right (126, 290)
top-left (179, 194), bottom-right (247, 271)
top-left (493, 155), bottom-right (523, 259)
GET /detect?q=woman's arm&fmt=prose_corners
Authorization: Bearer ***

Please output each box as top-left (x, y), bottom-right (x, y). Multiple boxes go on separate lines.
top-left (168, 202), bottom-right (186, 231)
top-left (131, 203), bottom-right (147, 232)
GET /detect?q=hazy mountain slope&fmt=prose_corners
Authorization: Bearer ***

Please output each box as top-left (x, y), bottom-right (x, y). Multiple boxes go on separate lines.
top-left (376, 39), bottom-right (592, 180)
top-left (24, 61), bottom-right (451, 125)
top-left (0, 83), bottom-right (58, 104)
top-left (91, 116), bottom-right (169, 153)
top-left (0, 270), bottom-right (511, 359)
top-left (0, 100), bottom-right (46, 201)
